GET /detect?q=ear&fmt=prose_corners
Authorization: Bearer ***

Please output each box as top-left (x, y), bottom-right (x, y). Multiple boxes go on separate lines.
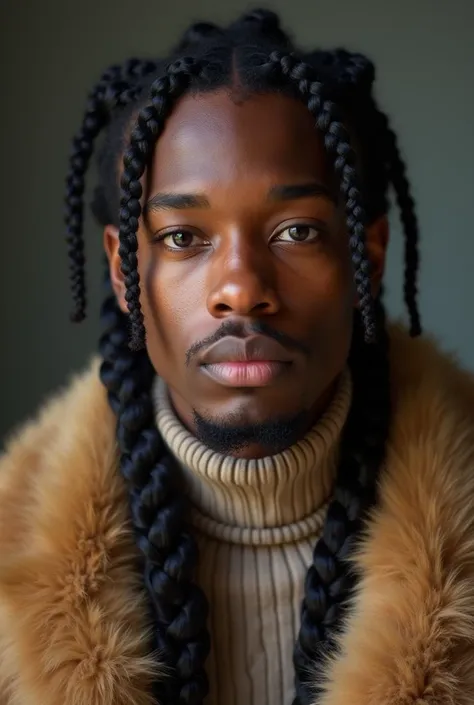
top-left (103, 225), bottom-right (128, 315)
top-left (365, 215), bottom-right (389, 297)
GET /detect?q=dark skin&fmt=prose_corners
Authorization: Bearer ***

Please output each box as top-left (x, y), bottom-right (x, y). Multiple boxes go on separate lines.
top-left (105, 91), bottom-right (389, 458)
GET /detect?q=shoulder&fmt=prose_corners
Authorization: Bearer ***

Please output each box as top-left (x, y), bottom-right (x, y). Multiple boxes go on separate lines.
top-left (0, 361), bottom-right (159, 705)
top-left (376, 326), bottom-right (474, 694)
top-left (388, 322), bottom-right (474, 415)
top-left (0, 358), bottom-right (116, 557)
top-left (385, 322), bottom-right (474, 518)
top-left (320, 328), bottom-right (474, 704)
top-left (387, 322), bottom-right (474, 503)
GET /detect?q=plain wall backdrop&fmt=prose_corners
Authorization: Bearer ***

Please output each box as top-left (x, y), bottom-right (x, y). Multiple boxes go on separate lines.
top-left (1, 0), bottom-right (473, 442)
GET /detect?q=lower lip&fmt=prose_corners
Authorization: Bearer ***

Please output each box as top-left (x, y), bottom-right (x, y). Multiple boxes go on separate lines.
top-left (201, 361), bottom-right (289, 387)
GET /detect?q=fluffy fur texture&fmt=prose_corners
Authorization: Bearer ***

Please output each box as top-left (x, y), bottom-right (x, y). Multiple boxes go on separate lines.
top-left (1, 325), bottom-right (474, 705)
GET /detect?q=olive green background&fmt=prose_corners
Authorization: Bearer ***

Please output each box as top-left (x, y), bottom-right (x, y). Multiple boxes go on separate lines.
top-left (1, 0), bottom-right (473, 442)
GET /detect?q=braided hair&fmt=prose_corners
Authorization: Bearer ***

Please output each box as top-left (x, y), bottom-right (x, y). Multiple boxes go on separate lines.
top-left (64, 9), bottom-right (421, 704)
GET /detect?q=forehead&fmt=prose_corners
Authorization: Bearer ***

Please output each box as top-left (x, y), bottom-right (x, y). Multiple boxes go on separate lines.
top-left (148, 90), bottom-right (331, 191)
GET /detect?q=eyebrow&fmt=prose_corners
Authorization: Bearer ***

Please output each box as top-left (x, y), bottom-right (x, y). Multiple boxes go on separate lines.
top-left (145, 181), bottom-right (336, 213)
top-left (145, 193), bottom-right (210, 212)
top-left (268, 182), bottom-right (336, 204)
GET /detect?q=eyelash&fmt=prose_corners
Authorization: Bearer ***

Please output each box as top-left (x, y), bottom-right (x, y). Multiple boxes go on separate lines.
top-left (153, 230), bottom-right (207, 251)
top-left (153, 222), bottom-right (326, 251)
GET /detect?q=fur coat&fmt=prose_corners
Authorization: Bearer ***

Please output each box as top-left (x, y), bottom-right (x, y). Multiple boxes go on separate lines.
top-left (1, 326), bottom-right (474, 705)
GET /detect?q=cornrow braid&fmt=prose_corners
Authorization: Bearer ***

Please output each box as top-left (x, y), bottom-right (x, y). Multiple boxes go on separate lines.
top-left (339, 52), bottom-right (421, 336)
top-left (293, 302), bottom-right (390, 704)
top-left (374, 106), bottom-right (421, 335)
top-left (65, 58), bottom-right (157, 321)
top-left (117, 57), bottom-right (210, 350)
top-left (264, 52), bottom-right (376, 343)
top-left (173, 20), bottom-right (224, 53)
top-left (99, 276), bottom-right (211, 705)
top-left (308, 48), bottom-right (422, 337)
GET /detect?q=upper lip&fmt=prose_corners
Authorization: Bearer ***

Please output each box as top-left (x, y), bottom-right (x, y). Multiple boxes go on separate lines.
top-left (200, 336), bottom-right (294, 365)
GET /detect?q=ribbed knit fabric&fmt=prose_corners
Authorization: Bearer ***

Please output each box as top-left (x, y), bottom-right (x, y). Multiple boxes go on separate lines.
top-left (153, 371), bottom-right (352, 705)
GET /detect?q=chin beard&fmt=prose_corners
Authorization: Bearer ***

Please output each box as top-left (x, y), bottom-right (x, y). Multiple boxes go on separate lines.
top-left (192, 408), bottom-right (312, 455)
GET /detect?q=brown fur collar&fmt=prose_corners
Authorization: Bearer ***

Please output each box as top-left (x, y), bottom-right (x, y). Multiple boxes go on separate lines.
top-left (1, 326), bottom-right (474, 705)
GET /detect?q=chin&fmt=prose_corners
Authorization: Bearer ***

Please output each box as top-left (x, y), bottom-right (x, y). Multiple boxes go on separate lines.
top-left (202, 386), bottom-right (306, 423)
top-left (192, 402), bottom-right (312, 456)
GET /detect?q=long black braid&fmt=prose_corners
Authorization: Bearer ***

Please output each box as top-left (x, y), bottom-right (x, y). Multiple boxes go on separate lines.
top-left (292, 302), bottom-right (390, 703)
top-left (99, 281), bottom-right (211, 704)
top-left (309, 47), bottom-right (422, 336)
top-left (117, 57), bottom-right (211, 349)
top-left (377, 110), bottom-right (421, 335)
top-left (64, 9), bottom-right (421, 705)
top-left (65, 58), bottom-right (158, 321)
top-left (263, 50), bottom-right (376, 341)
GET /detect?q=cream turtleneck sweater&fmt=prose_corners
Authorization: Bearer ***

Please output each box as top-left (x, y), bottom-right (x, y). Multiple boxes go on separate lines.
top-left (153, 371), bottom-right (352, 705)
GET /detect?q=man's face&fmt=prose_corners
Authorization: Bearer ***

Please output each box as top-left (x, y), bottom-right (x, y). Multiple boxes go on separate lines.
top-left (107, 90), bottom-right (359, 457)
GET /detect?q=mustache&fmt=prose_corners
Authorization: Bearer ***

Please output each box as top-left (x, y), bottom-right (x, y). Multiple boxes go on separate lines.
top-left (185, 320), bottom-right (311, 367)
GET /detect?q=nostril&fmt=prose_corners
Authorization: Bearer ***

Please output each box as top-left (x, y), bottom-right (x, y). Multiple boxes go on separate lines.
top-left (214, 301), bottom-right (270, 314)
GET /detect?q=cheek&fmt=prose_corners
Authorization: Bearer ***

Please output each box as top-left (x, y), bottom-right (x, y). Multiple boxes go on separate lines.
top-left (286, 247), bottom-right (354, 383)
top-left (285, 245), bottom-right (354, 331)
top-left (138, 249), bottom-right (207, 376)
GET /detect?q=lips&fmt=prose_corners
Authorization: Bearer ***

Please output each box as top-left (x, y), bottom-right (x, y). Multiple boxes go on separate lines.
top-left (199, 336), bottom-right (294, 366)
top-left (199, 336), bottom-right (293, 388)
top-left (202, 361), bottom-right (289, 387)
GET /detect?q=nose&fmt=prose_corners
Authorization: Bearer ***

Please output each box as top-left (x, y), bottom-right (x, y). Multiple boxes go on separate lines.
top-left (207, 245), bottom-right (280, 318)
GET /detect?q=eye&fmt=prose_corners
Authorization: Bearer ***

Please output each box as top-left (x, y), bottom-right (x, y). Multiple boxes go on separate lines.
top-left (274, 224), bottom-right (321, 244)
top-left (154, 229), bottom-right (208, 250)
